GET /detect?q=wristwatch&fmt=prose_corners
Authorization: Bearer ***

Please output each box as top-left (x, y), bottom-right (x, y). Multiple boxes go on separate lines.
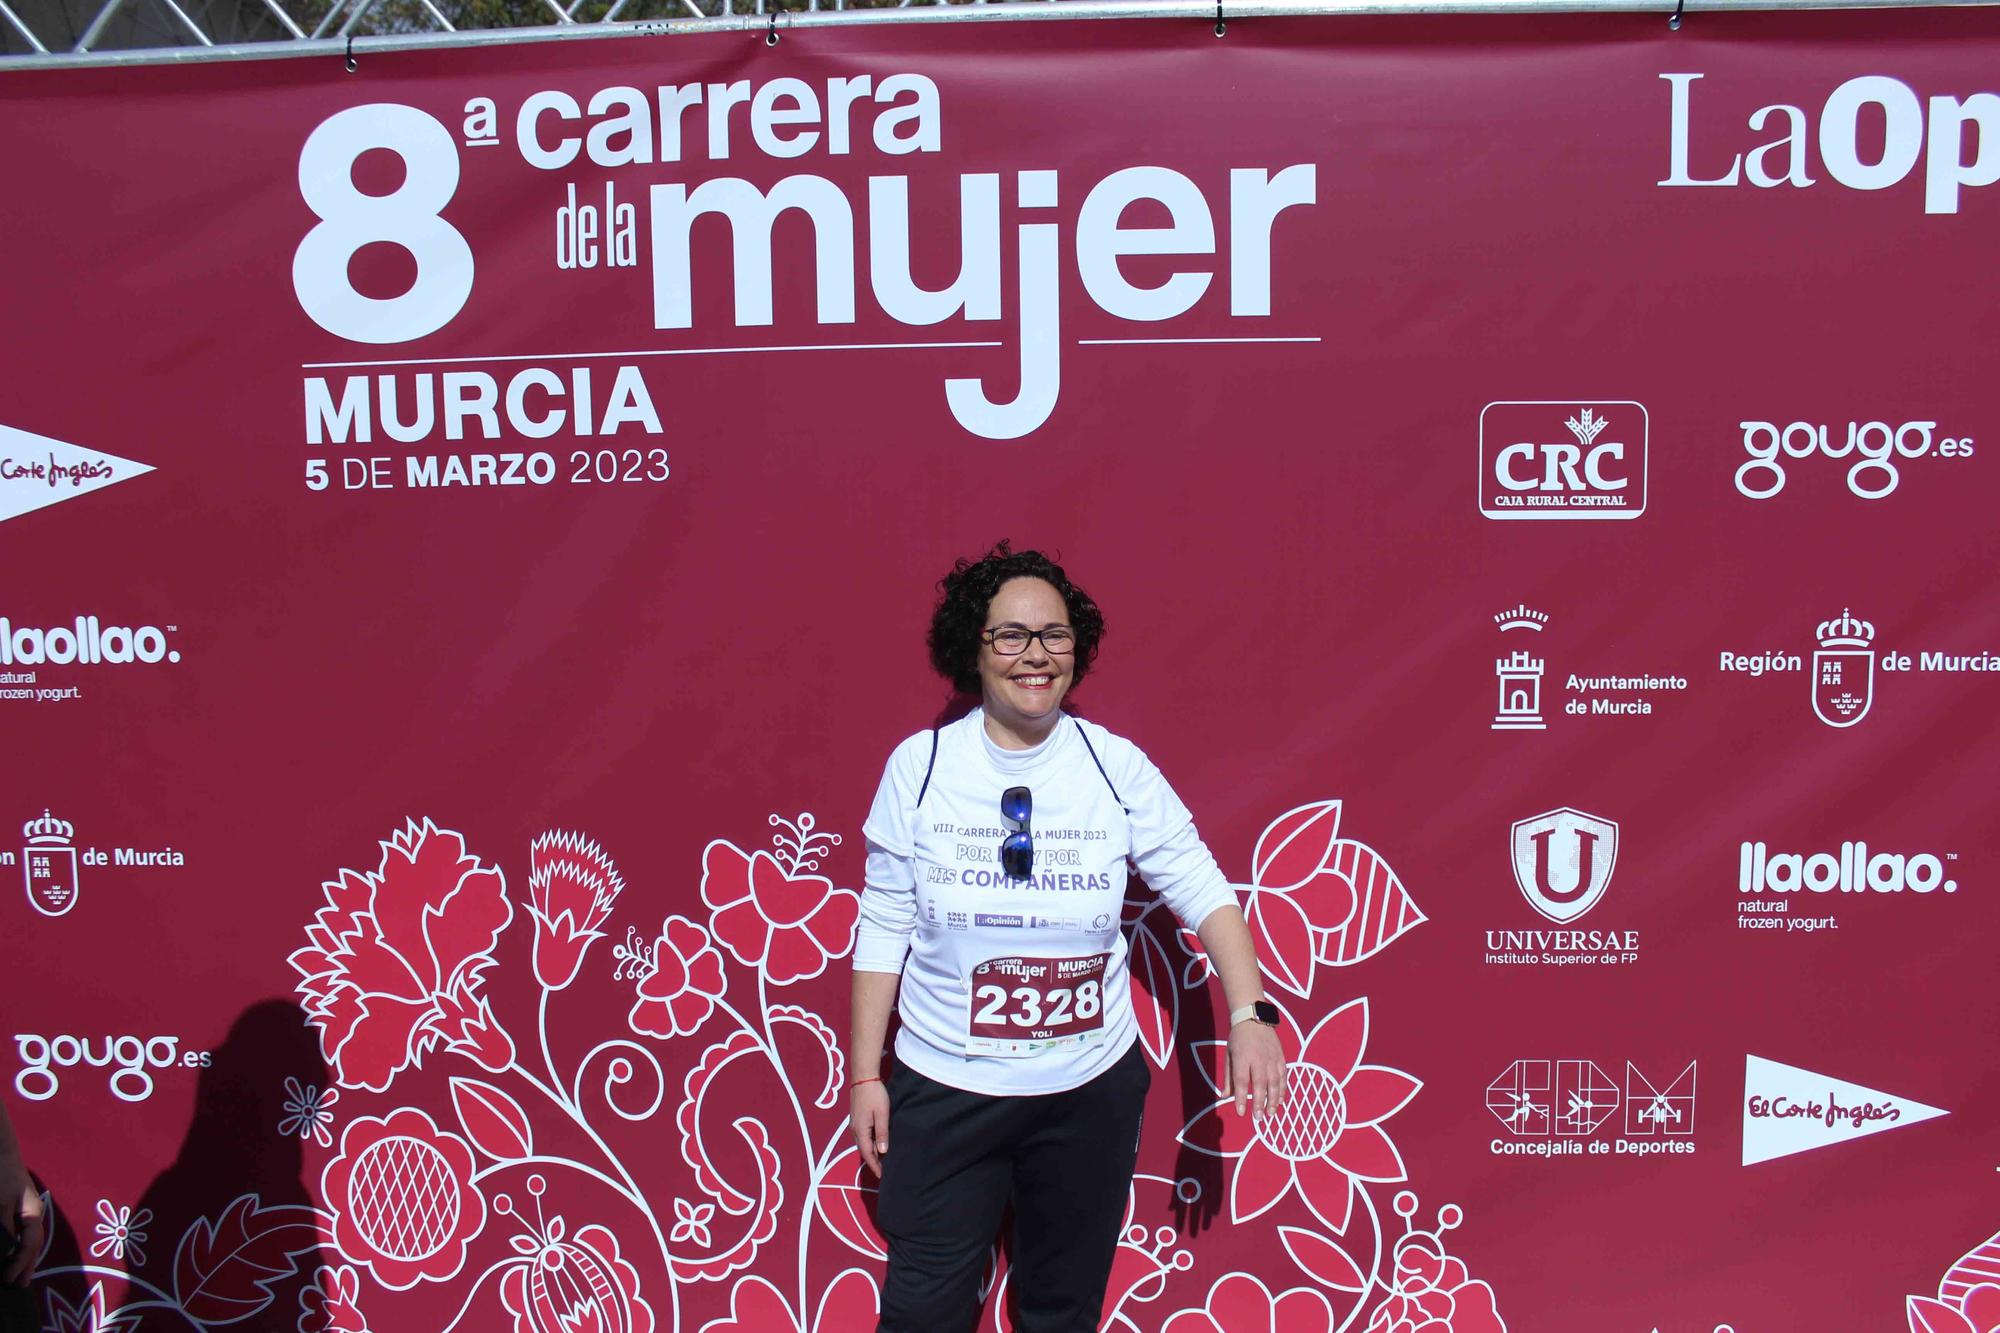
top-left (1229, 1000), bottom-right (1281, 1028)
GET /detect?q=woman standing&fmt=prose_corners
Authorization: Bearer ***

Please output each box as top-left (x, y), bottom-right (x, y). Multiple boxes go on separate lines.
top-left (849, 543), bottom-right (1287, 1333)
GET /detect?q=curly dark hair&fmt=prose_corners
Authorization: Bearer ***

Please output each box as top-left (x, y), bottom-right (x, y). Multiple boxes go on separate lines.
top-left (927, 542), bottom-right (1106, 694)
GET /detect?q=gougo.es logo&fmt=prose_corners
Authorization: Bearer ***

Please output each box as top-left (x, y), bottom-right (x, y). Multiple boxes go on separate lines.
top-left (14, 1033), bottom-right (211, 1103)
top-left (1735, 420), bottom-right (1973, 500)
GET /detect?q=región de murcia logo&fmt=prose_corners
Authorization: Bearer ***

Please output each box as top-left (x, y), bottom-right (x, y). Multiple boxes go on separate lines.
top-left (21, 810), bottom-right (78, 917)
top-left (8, 809), bottom-right (186, 919)
top-left (1812, 609), bottom-right (1876, 728)
top-left (1716, 608), bottom-right (2000, 729)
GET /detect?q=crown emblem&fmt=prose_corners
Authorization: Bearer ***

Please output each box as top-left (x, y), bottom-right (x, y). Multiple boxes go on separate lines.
top-left (1493, 604), bottom-right (1549, 633)
top-left (1564, 408), bottom-right (1610, 448)
top-left (23, 809), bottom-right (74, 846)
top-left (1815, 609), bottom-right (1875, 649)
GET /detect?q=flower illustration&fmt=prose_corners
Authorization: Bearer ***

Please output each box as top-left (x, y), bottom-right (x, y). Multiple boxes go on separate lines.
top-left (1179, 801), bottom-right (1424, 994)
top-left (290, 818), bottom-right (516, 1091)
top-left (496, 1180), bottom-right (655, 1333)
top-left (278, 1076), bottom-right (340, 1148)
top-left (1909, 1284), bottom-right (2000, 1333)
top-left (1178, 998), bottom-right (1420, 1231)
top-left (700, 816), bottom-right (857, 985)
top-left (626, 915), bottom-right (727, 1038)
top-left (45, 1282), bottom-right (132, 1333)
top-left (525, 830), bottom-right (625, 990)
top-left (700, 1269), bottom-right (879, 1333)
top-left (1909, 1225), bottom-right (2000, 1332)
top-left (1364, 1193), bottom-right (1506, 1333)
top-left (321, 1107), bottom-right (486, 1290)
top-left (298, 1264), bottom-right (372, 1333)
top-left (1162, 1272), bottom-right (1336, 1333)
top-left (87, 1201), bottom-right (149, 1265)
top-left (672, 1197), bottom-right (715, 1247)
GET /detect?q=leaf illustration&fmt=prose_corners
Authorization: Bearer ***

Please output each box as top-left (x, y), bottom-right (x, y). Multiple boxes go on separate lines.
top-left (768, 1005), bottom-right (846, 1110)
top-left (1247, 889), bottom-right (1316, 998)
top-left (1251, 801), bottom-right (1342, 891)
top-left (1128, 922), bottom-right (1179, 1069)
top-left (172, 1195), bottom-right (324, 1326)
top-left (1278, 1226), bottom-right (1367, 1292)
top-left (1314, 838), bottom-right (1425, 967)
top-left (1177, 927), bottom-right (1214, 990)
top-left (449, 1076), bottom-right (535, 1162)
top-left (1908, 1296), bottom-right (1978, 1333)
top-left (812, 1148), bottom-right (888, 1261)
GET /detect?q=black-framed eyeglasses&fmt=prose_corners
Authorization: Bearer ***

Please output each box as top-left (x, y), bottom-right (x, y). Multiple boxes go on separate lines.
top-left (1000, 786), bottom-right (1033, 880)
top-left (982, 626), bottom-right (1075, 656)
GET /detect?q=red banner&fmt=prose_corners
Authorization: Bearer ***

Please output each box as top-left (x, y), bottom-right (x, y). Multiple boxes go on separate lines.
top-left (4, 9), bottom-right (1999, 1331)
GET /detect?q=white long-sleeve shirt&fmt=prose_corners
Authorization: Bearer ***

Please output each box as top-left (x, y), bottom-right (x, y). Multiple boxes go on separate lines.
top-left (855, 709), bottom-right (1235, 1096)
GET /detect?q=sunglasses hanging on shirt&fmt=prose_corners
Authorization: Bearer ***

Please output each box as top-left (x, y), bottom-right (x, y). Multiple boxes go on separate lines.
top-left (1000, 786), bottom-right (1033, 881)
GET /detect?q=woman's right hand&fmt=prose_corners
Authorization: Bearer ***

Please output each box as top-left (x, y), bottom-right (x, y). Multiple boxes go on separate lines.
top-left (851, 1080), bottom-right (891, 1178)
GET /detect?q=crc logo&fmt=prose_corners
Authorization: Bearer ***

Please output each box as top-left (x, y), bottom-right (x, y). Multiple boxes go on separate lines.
top-left (1511, 807), bottom-right (1618, 923)
top-left (13, 1033), bottom-right (211, 1103)
top-left (1735, 420), bottom-right (1971, 500)
top-left (1479, 402), bottom-right (1647, 520)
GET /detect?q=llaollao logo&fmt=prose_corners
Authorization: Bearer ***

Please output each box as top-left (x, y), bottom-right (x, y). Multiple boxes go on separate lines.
top-left (0, 616), bottom-right (181, 665)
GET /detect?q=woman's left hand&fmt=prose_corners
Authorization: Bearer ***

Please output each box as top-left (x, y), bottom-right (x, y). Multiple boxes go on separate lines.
top-left (1225, 1020), bottom-right (1287, 1118)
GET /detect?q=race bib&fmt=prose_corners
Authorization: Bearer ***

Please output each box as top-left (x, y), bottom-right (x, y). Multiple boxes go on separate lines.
top-left (966, 953), bottom-right (1110, 1057)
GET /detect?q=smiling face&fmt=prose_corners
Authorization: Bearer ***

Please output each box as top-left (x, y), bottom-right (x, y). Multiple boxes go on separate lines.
top-left (978, 576), bottom-right (1075, 748)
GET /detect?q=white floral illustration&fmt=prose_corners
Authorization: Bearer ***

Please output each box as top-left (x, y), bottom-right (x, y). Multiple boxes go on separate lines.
top-left (278, 1076), bottom-right (341, 1147)
top-left (88, 1201), bottom-right (150, 1266)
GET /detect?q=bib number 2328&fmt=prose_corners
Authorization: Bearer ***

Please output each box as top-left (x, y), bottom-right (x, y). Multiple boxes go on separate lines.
top-left (967, 954), bottom-right (1109, 1057)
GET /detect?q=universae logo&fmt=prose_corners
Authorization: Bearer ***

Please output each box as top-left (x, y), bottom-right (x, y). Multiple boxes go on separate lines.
top-left (1511, 807), bottom-right (1618, 923)
top-left (1479, 402), bottom-right (1647, 520)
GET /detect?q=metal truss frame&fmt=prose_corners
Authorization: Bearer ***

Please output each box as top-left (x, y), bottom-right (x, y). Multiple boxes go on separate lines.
top-left (1, 0), bottom-right (1989, 69)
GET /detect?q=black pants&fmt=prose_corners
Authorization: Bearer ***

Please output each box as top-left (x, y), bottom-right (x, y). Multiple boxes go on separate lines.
top-left (875, 1040), bottom-right (1150, 1333)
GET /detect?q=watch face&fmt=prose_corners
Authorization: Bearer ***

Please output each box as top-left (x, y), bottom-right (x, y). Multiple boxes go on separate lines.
top-left (1254, 1000), bottom-right (1281, 1027)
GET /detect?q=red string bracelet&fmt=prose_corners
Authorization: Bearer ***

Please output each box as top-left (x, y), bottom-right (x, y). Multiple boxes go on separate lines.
top-left (851, 1075), bottom-right (883, 1089)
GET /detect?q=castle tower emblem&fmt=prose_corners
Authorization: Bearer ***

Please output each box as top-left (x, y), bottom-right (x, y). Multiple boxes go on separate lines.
top-left (1492, 605), bottom-right (1548, 731)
